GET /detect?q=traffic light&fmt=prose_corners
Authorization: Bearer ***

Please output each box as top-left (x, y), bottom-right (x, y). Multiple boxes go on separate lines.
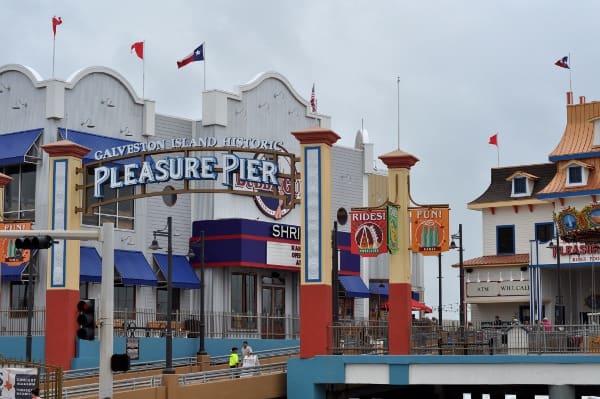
top-left (15, 235), bottom-right (54, 249)
top-left (111, 354), bottom-right (130, 372)
top-left (76, 299), bottom-right (96, 340)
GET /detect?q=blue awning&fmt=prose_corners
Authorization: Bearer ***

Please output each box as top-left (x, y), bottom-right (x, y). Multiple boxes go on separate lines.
top-left (153, 254), bottom-right (201, 289)
top-left (369, 282), bottom-right (389, 296)
top-left (1, 262), bottom-right (28, 282)
top-left (80, 246), bottom-right (102, 283)
top-left (0, 129), bottom-right (42, 167)
top-left (58, 128), bottom-right (145, 165)
top-left (114, 250), bottom-right (158, 286)
top-left (338, 275), bottom-right (370, 298)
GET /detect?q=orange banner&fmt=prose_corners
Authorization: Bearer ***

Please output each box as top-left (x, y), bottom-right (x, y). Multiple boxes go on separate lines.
top-left (0, 221), bottom-right (32, 265)
top-left (410, 207), bottom-right (449, 255)
top-left (350, 208), bottom-right (387, 257)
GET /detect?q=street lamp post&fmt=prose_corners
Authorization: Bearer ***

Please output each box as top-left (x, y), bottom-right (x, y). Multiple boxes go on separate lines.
top-left (437, 253), bottom-right (443, 326)
top-left (188, 231), bottom-right (206, 355)
top-left (332, 221), bottom-right (339, 323)
top-left (548, 234), bottom-right (565, 325)
top-left (149, 216), bottom-right (175, 374)
top-left (450, 224), bottom-right (465, 329)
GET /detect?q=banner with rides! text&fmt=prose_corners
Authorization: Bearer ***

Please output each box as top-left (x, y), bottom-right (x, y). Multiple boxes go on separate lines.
top-left (410, 207), bottom-right (450, 255)
top-left (350, 208), bottom-right (387, 257)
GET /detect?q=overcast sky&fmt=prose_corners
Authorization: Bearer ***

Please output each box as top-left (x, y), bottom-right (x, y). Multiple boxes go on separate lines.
top-left (2, 1), bottom-right (598, 319)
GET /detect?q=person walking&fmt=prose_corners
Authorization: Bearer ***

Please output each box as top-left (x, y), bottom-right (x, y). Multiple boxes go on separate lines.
top-left (229, 347), bottom-right (239, 369)
top-left (242, 340), bottom-right (253, 361)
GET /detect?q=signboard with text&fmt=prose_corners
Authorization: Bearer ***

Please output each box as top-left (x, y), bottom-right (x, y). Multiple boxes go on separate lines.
top-left (350, 208), bottom-right (387, 257)
top-left (410, 207), bottom-right (450, 256)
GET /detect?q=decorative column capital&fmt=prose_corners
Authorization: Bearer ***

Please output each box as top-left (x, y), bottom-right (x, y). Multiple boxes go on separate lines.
top-left (379, 149), bottom-right (419, 169)
top-left (292, 128), bottom-right (340, 147)
top-left (42, 140), bottom-right (91, 159)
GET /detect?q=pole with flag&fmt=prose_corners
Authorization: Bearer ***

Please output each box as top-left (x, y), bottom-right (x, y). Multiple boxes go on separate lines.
top-left (131, 41), bottom-right (145, 98)
top-left (177, 43), bottom-right (206, 91)
top-left (489, 133), bottom-right (499, 167)
top-left (52, 16), bottom-right (63, 78)
top-left (554, 54), bottom-right (571, 92)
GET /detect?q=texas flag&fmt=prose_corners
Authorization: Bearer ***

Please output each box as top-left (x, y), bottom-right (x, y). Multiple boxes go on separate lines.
top-left (554, 56), bottom-right (569, 69)
top-left (177, 43), bottom-right (204, 69)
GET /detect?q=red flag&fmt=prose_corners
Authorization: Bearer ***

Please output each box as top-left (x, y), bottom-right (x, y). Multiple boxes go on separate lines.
top-left (52, 16), bottom-right (62, 38)
top-left (310, 83), bottom-right (317, 112)
top-left (489, 133), bottom-right (498, 146)
top-left (131, 42), bottom-right (144, 60)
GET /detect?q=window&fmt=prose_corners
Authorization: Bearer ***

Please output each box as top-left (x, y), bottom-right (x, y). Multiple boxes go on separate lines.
top-left (535, 222), bottom-right (554, 243)
top-left (10, 281), bottom-right (29, 317)
top-left (513, 177), bottom-right (527, 195)
top-left (231, 272), bottom-right (257, 329)
top-left (156, 287), bottom-right (181, 321)
top-left (83, 171), bottom-right (135, 229)
top-left (114, 286), bottom-right (136, 320)
top-left (568, 166), bottom-right (583, 185)
top-left (497, 225), bottom-right (515, 254)
top-left (1, 164), bottom-right (36, 221)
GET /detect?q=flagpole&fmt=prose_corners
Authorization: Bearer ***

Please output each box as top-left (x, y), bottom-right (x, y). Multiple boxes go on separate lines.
top-left (52, 36), bottom-right (56, 78)
top-left (568, 52), bottom-right (572, 92)
top-left (396, 76), bottom-right (400, 149)
top-left (142, 41), bottom-right (146, 99)
top-left (496, 145), bottom-right (499, 167)
top-left (203, 42), bottom-right (206, 91)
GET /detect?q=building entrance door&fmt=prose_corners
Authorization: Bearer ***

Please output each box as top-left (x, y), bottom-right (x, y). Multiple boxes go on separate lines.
top-left (261, 275), bottom-right (285, 338)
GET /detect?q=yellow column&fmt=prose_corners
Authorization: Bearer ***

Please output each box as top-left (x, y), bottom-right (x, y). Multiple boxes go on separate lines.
top-left (41, 140), bottom-right (90, 370)
top-left (379, 150), bottom-right (419, 355)
top-left (292, 128), bottom-right (340, 358)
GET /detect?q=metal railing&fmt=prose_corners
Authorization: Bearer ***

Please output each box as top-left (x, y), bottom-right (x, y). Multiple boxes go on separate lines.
top-left (328, 320), bottom-right (600, 355)
top-left (61, 346), bottom-right (299, 380)
top-left (179, 362), bottom-right (287, 385)
top-left (59, 375), bottom-right (163, 398)
top-left (0, 308), bottom-right (300, 339)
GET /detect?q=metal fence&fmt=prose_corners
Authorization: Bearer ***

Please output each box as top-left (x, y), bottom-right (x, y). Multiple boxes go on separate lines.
top-left (329, 320), bottom-right (600, 355)
top-left (0, 308), bottom-right (300, 339)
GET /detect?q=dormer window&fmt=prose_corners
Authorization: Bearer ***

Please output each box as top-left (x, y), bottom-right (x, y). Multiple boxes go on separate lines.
top-left (513, 177), bottom-right (527, 195)
top-left (568, 165), bottom-right (582, 184)
top-left (563, 160), bottom-right (593, 187)
top-left (506, 171), bottom-right (538, 198)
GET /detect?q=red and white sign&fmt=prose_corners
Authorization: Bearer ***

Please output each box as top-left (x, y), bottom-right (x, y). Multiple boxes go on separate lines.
top-left (350, 208), bottom-right (387, 257)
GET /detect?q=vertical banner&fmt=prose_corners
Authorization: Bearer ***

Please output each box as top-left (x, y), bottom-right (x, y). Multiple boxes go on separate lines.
top-left (0, 367), bottom-right (37, 399)
top-left (410, 207), bottom-right (450, 255)
top-left (387, 205), bottom-right (399, 254)
top-left (0, 221), bottom-right (32, 265)
top-left (350, 208), bottom-right (387, 257)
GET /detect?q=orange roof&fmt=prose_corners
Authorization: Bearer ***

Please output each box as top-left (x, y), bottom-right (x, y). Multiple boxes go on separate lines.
top-left (549, 100), bottom-right (600, 159)
top-left (452, 253), bottom-right (529, 268)
top-left (537, 156), bottom-right (600, 196)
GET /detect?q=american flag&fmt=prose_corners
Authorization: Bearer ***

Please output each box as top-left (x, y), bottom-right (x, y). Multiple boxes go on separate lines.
top-left (310, 84), bottom-right (317, 112)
